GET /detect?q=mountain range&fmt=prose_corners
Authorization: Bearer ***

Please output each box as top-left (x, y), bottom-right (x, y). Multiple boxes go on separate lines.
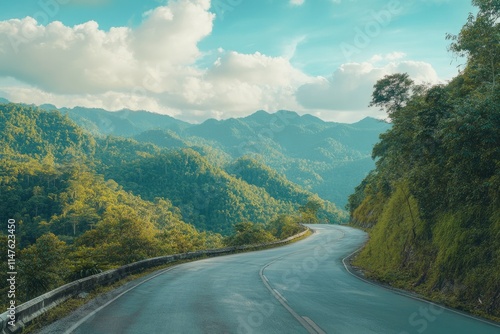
top-left (36, 103), bottom-right (390, 207)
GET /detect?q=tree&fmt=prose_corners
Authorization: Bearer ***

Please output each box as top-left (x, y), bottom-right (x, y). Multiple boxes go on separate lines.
top-left (447, 0), bottom-right (499, 88)
top-left (267, 215), bottom-right (303, 239)
top-left (18, 233), bottom-right (69, 300)
top-left (83, 205), bottom-right (159, 265)
top-left (299, 197), bottom-right (323, 224)
top-left (369, 73), bottom-right (414, 116)
top-left (348, 0), bottom-right (500, 319)
top-left (227, 222), bottom-right (276, 246)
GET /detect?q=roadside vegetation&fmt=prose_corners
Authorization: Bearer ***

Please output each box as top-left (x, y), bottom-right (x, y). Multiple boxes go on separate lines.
top-left (348, 0), bottom-right (500, 321)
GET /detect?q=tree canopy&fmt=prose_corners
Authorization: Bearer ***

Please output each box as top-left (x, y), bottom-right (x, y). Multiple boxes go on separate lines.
top-left (349, 0), bottom-right (500, 320)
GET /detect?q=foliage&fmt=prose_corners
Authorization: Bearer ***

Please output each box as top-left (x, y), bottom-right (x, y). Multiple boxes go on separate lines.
top-left (299, 197), bottom-right (323, 224)
top-left (226, 222), bottom-right (277, 246)
top-left (349, 0), bottom-right (500, 319)
top-left (229, 157), bottom-right (346, 223)
top-left (266, 215), bottom-right (305, 240)
top-left (59, 106), bottom-right (390, 208)
top-left (18, 233), bottom-right (70, 301)
top-left (0, 102), bottom-right (317, 307)
top-left (368, 73), bottom-right (414, 115)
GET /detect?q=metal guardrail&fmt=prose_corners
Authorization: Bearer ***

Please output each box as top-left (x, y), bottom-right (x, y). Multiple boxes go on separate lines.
top-left (0, 228), bottom-right (309, 334)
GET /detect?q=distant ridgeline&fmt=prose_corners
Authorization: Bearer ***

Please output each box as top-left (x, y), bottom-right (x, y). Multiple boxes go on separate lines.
top-left (28, 104), bottom-right (390, 208)
top-left (348, 1), bottom-right (500, 321)
top-left (0, 101), bottom-right (353, 236)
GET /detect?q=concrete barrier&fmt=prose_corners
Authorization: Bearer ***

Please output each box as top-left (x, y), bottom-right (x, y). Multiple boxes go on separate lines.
top-left (0, 228), bottom-right (309, 333)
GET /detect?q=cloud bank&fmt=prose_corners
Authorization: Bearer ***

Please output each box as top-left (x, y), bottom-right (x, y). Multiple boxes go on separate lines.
top-left (0, 0), bottom-right (441, 123)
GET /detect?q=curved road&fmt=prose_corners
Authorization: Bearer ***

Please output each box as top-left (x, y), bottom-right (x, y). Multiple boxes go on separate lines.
top-left (45, 225), bottom-right (500, 333)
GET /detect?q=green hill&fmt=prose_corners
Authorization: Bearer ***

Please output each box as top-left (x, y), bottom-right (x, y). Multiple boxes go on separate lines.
top-left (40, 105), bottom-right (190, 137)
top-left (0, 103), bottom-right (341, 237)
top-left (50, 104), bottom-right (389, 208)
top-left (348, 1), bottom-right (500, 321)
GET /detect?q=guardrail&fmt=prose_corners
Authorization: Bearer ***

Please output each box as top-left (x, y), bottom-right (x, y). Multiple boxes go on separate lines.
top-left (0, 228), bottom-right (309, 334)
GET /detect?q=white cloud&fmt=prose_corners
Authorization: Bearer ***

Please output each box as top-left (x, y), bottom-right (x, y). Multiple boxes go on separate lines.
top-left (296, 56), bottom-right (440, 112)
top-left (385, 51), bottom-right (406, 61)
top-left (0, 0), bottom-right (213, 95)
top-left (154, 51), bottom-right (312, 120)
top-left (282, 35), bottom-right (306, 60)
top-left (0, 0), bottom-right (313, 123)
top-left (370, 52), bottom-right (406, 63)
top-left (0, 1), bottom-right (443, 124)
top-left (132, 1), bottom-right (213, 65)
top-left (208, 51), bottom-right (309, 86)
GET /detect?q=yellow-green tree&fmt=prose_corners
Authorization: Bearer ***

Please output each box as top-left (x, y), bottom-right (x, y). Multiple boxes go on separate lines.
top-left (18, 233), bottom-right (70, 300)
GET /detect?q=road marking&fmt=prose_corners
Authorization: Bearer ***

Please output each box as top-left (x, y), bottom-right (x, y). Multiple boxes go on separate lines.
top-left (273, 289), bottom-right (287, 302)
top-left (302, 316), bottom-right (326, 334)
top-left (62, 266), bottom-right (179, 334)
top-left (259, 264), bottom-right (318, 334)
top-left (340, 234), bottom-right (500, 330)
top-left (260, 261), bottom-right (321, 333)
top-left (257, 225), bottom-right (346, 334)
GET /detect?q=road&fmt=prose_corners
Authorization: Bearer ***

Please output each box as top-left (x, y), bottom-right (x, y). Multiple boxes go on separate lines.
top-left (44, 225), bottom-right (500, 334)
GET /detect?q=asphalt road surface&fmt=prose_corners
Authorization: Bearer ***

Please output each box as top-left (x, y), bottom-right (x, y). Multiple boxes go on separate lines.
top-left (44, 225), bottom-right (500, 334)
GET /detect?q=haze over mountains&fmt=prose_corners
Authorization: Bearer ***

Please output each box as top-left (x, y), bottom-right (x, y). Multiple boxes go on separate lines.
top-left (37, 103), bottom-right (390, 207)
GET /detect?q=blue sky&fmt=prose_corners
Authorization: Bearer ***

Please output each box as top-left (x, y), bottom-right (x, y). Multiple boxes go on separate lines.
top-left (0, 0), bottom-right (474, 123)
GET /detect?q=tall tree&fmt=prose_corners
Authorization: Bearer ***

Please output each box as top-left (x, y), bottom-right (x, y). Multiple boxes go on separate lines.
top-left (369, 73), bottom-right (414, 116)
top-left (447, 0), bottom-right (500, 88)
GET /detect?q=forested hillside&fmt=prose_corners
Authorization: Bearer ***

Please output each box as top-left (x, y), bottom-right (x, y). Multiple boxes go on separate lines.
top-left (0, 102), bottom-right (339, 306)
top-left (40, 103), bottom-right (390, 207)
top-left (50, 105), bottom-right (190, 137)
top-left (348, 0), bottom-right (500, 320)
top-left (99, 148), bottom-right (335, 234)
top-left (181, 111), bottom-right (390, 207)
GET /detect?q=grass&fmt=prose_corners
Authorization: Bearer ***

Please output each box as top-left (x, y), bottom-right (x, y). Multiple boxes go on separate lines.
top-left (349, 238), bottom-right (500, 325)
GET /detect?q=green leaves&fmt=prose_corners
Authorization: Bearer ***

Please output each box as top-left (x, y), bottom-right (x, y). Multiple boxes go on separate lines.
top-left (226, 221), bottom-right (276, 246)
top-left (447, 0), bottom-right (499, 88)
top-left (369, 73), bottom-right (414, 116)
top-left (18, 233), bottom-right (69, 300)
top-left (350, 0), bottom-right (500, 318)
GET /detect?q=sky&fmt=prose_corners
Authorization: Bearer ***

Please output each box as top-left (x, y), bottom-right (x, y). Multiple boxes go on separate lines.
top-left (0, 0), bottom-right (475, 123)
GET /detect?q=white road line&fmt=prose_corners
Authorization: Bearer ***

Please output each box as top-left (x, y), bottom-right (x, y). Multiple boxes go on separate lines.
top-left (259, 262), bottom-right (318, 334)
top-left (258, 225), bottom-right (346, 334)
top-left (273, 289), bottom-right (287, 302)
top-left (340, 237), bottom-right (500, 330)
top-left (302, 316), bottom-right (327, 334)
top-left (63, 266), bottom-right (178, 334)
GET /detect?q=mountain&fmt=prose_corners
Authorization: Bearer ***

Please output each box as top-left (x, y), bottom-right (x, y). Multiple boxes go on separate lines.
top-left (100, 148), bottom-right (338, 234)
top-left (2, 103), bottom-right (339, 305)
top-left (64, 107), bottom-right (390, 208)
top-left (228, 156), bottom-right (311, 204)
top-left (0, 103), bottom-right (344, 236)
top-left (0, 103), bottom-right (96, 161)
top-left (183, 111), bottom-right (390, 207)
top-left (133, 129), bottom-right (186, 149)
top-left (40, 105), bottom-right (190, 137)
top-left (6, 101), bottom-right (389, 209)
